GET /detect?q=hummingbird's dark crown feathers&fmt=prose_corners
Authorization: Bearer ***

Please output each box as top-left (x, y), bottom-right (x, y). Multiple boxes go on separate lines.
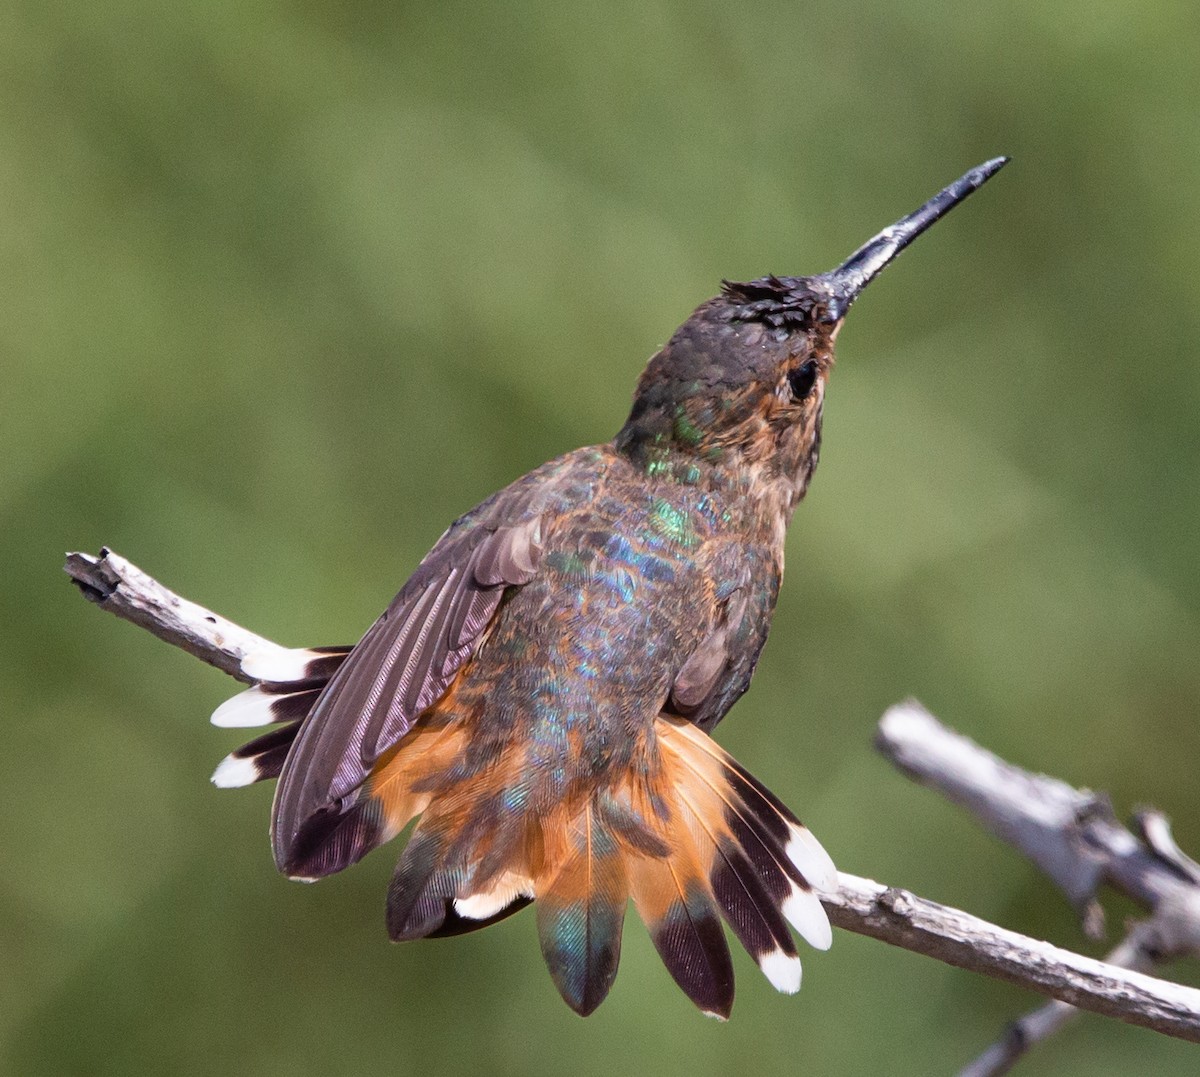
top-left (718, 275), bottom-right (833, 329)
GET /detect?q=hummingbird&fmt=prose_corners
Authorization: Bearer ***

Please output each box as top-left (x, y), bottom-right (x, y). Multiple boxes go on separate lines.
top-left (209, 158), bottom-right (1008, 1018)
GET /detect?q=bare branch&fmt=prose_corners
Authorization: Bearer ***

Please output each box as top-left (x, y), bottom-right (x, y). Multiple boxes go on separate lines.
top-left (876, 700), bottom-right (1200, 1070)
top-left (65, 549), bottom-right (1200, 1046)
top-left (827, 874), bottom-right (1200, 1043)
top-left (877, 701), bottom-right (1200, 937)
top-left (876, 701), bottom-right (1107, 929)
top-left (64, 548), bottom-right (289, 683)
top-left (959, 931), bottom-right (1156, 1077)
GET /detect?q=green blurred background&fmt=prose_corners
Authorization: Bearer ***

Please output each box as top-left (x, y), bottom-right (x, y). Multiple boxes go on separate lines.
top-left (4, 0), bottom-right (1199, 1073)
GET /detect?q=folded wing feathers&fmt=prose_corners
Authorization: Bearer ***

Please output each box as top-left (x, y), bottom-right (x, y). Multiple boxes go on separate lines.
top-left (315, 518), bottom-right (544, 808)
top-left (473, 516), bottom-right (543, 586)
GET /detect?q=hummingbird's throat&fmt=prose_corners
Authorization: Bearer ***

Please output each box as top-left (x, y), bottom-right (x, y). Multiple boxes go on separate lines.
top-left (614, 399), bottom-right (823, 539)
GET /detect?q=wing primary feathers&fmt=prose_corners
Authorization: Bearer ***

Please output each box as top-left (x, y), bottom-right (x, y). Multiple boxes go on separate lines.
top-left (282, 797), bottom-right (390, 881)
top-left (399, 571), bottom-right (462, 718)
top-left (273, 510), bottom-right (548, 868)
top-left (366, 575), bottom-right (452, 751)
top-left (445, 588), bottom-right (497, 656)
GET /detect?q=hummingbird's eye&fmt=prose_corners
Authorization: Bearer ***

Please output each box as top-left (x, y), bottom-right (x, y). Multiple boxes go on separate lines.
top-left (788, 360), bottom-right (819, 402)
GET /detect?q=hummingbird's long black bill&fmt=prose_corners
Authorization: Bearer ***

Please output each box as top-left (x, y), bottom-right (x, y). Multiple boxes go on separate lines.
top-left (820, 156), bottom-right (1009, 319)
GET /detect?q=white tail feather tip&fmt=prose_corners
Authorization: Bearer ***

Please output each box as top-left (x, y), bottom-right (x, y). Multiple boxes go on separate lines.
top-left (210, 754), bottom-right (259, 788)
top-left (782, 884), bottom-right (833, 951)
top-left (454, 875), bottom-right (534, 920)
top-left (759, 948), bottom-right (803, 993)
top-left (786, 824), bottom-right (838, 894)
top-left (211, 686), bottom-right (277, 728)
top-left (240, 646), bottom-right (320, 683)
top-left (454, 894), bottom-right (508, 920)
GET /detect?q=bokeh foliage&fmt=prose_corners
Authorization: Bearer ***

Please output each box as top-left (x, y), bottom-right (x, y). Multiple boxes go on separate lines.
top-left (4, 1), bottom-right (1199, 1073)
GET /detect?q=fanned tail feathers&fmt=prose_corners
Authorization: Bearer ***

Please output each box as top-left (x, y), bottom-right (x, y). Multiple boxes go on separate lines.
top-left (627, 827), bottom-right (735, 1018)
top-left (212, 665), bottom-right (835, 1016)
top-left (375, 714), bottom-right (833, 1016)
top-left (614, 718), bottom-right (834, 1016)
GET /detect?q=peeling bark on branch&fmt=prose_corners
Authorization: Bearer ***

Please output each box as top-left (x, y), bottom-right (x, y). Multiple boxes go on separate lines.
top-left (65, 549), bottom-right (1200, 1049)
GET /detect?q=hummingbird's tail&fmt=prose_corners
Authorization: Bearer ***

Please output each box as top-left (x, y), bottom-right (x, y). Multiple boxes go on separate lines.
top-left (375, 713), bottom-right (835, 1018)
top-left (210, 668), bottom-right (836, 1018)
top-left (208, 646), bottom-right (353, 789)
top-left (626, 718), bottom-right (835, 1015)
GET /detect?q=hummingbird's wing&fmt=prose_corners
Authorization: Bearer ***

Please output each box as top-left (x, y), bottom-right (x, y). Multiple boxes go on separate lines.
top-left (670, 563), bottom-right (751, 714)
top-left (666, 541), bottom-right (778, 733)
top-left (269, 450), bottom-right (601, 876)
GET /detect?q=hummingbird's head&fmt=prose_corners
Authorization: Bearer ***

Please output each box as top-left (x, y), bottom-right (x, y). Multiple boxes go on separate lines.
top-left (614, 157), bottom-right (1009, 503)
top-left (615, 275), bottom-right (840, 493)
